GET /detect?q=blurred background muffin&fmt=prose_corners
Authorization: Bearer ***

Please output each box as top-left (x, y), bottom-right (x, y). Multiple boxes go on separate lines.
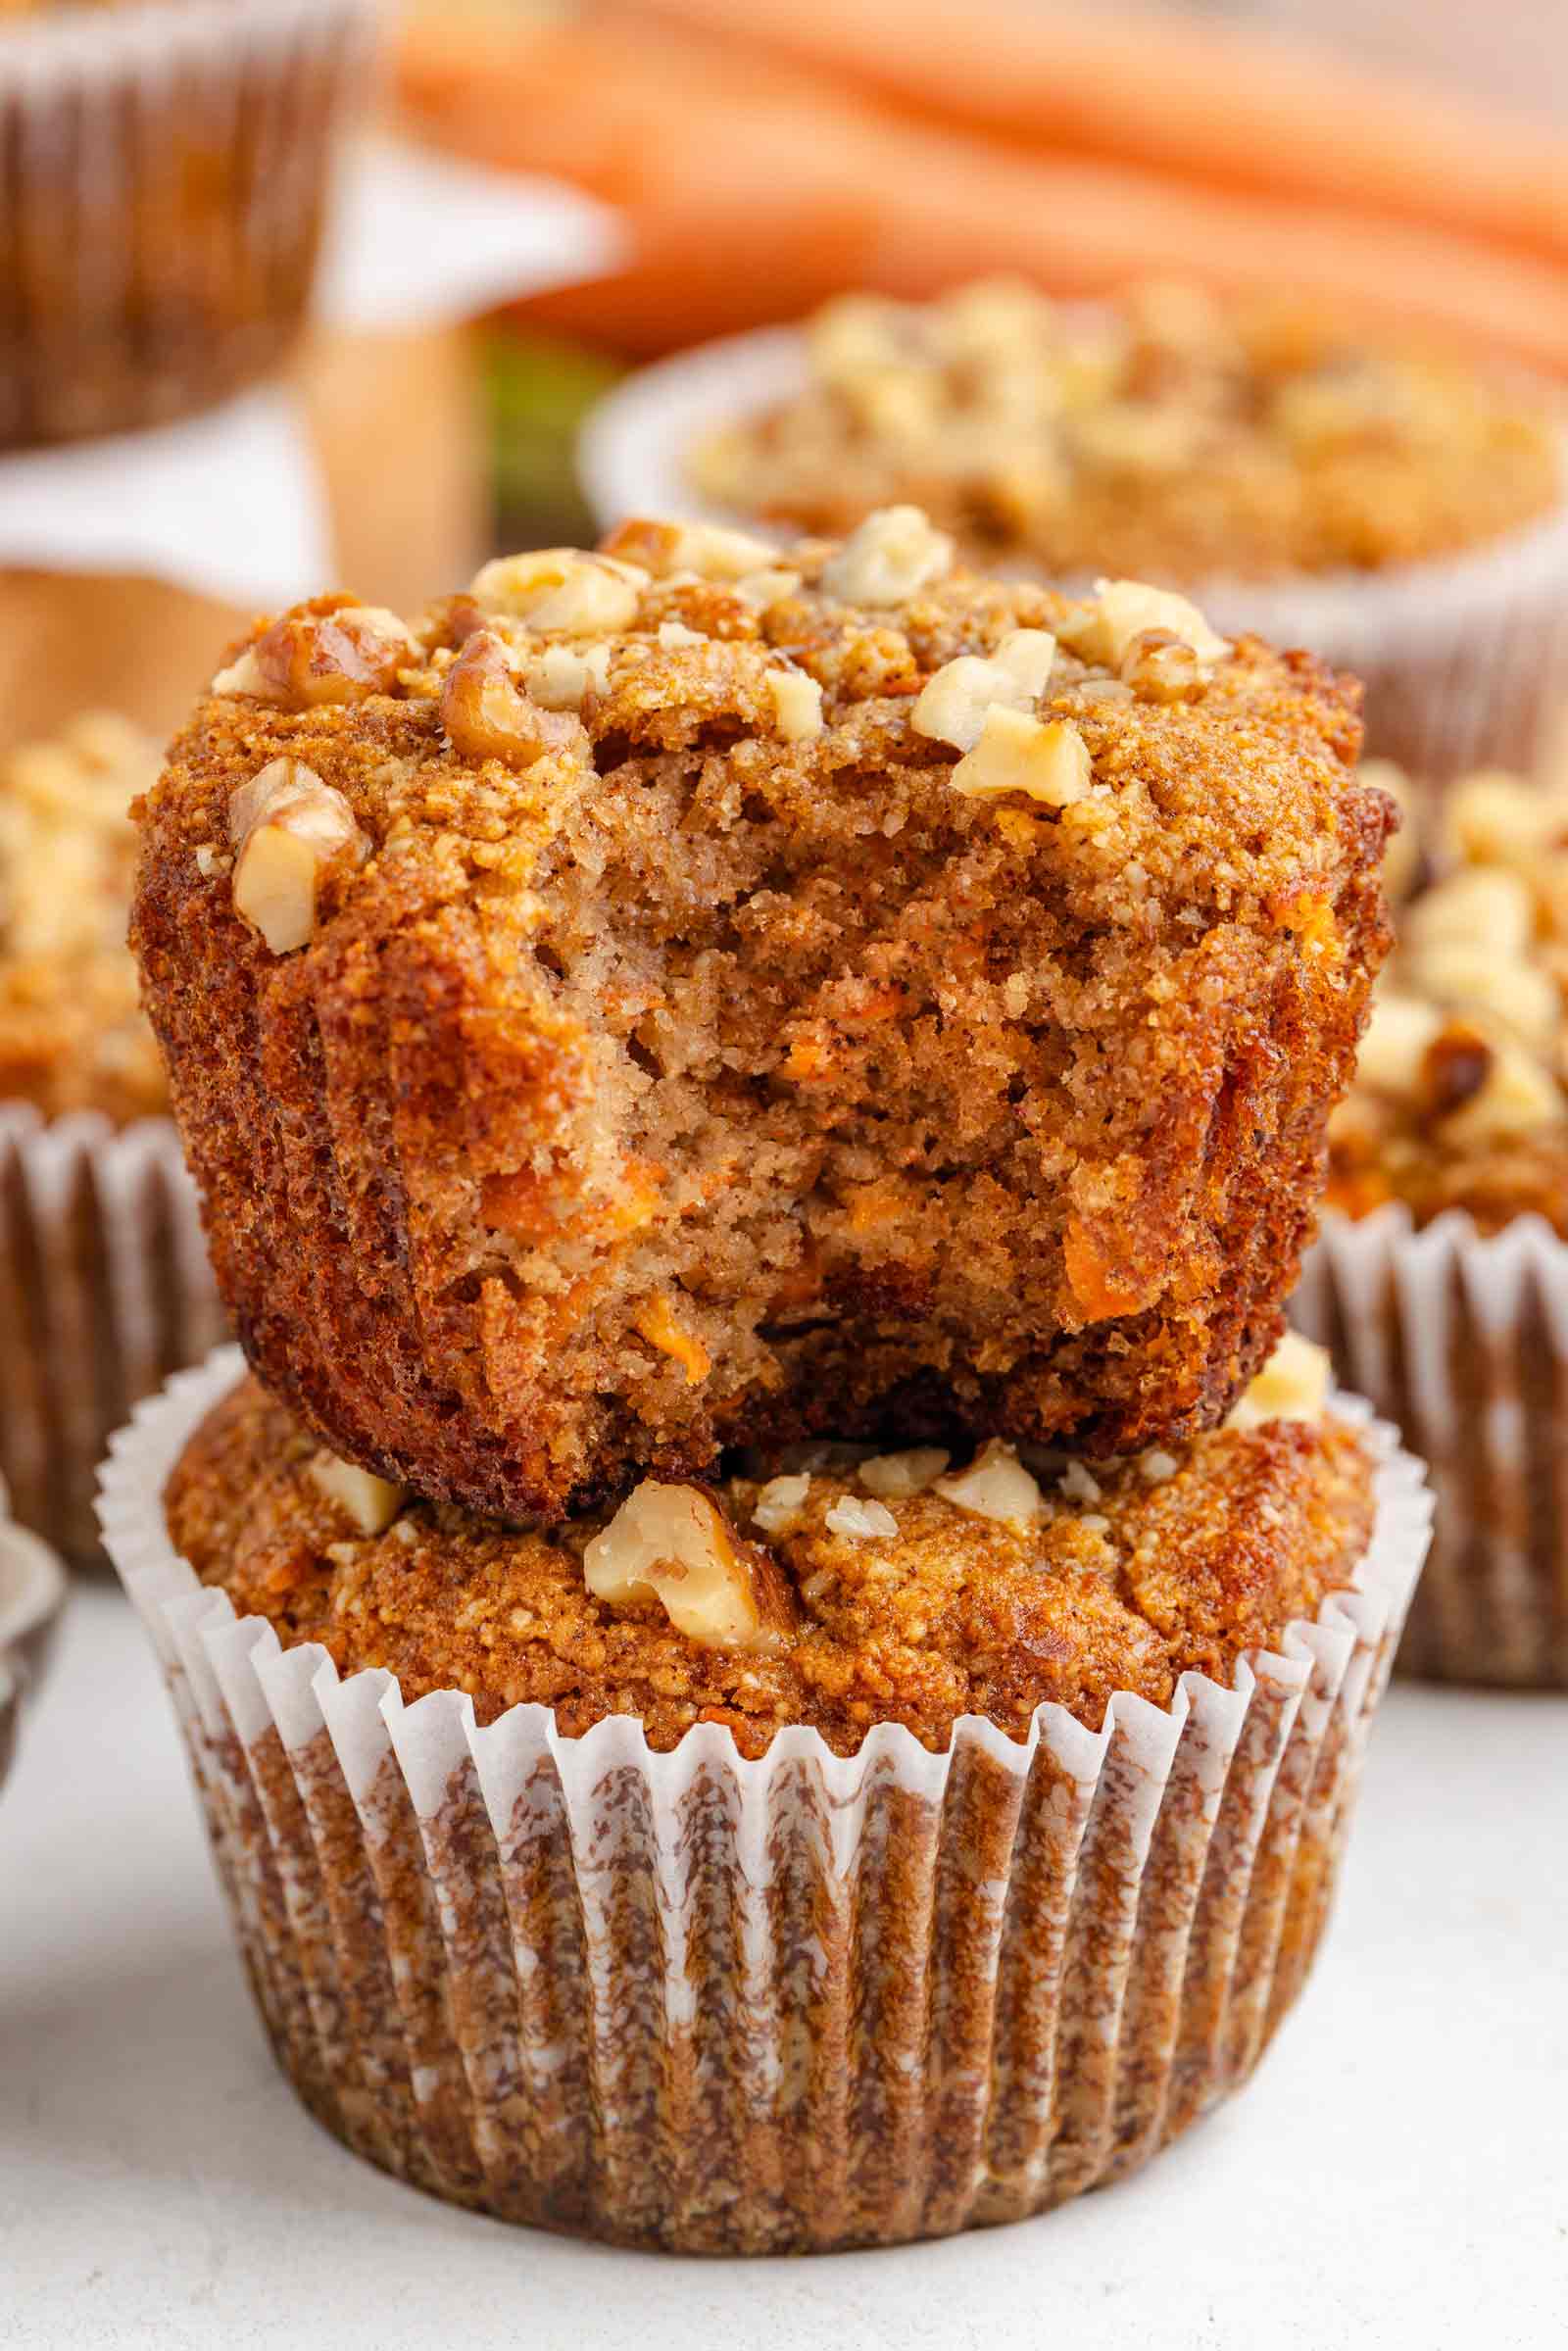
top-left (0, 0), bottom-right (374, 450)
top-left (0, 715), bottom-right (222, 1563)
top-left (1296, 763), bottom-right (1568, 1687)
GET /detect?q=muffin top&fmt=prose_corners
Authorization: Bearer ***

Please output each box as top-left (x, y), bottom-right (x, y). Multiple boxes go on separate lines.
top-left (131, 513), bottom-right (1387, 1516)
top-left (0, 711), bottom-right (167, 1123)
top-left (167, 1336), bottom-right (1370, 1758)
top-left (690, 280), bottom-right (1561, 584)
top-left (1329, 763), bottom-right (1568, 1234)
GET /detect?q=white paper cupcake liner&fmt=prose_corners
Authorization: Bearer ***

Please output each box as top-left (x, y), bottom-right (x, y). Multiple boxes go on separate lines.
top-left (1295, 1205), bottom-right (1568, 1687)
top-left (0, 1104), bottom-right (224, 1564)
top-left (0, 1480), bottom-right (67, 1791)
top-left (99, 1345), bottom-right (1430, 2253)
top-left (0, 0), bottom-right (377, 451)
top-left (579, 325), bottom-right (1568, 782)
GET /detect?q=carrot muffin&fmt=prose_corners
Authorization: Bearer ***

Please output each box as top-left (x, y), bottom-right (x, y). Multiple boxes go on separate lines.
top-left (167, 1336), bottom-right (1371, 1758)
top-left (1326, 765), bottom-right (1568, 1231)
top-left (690, 280), bottom-right (1561, 587)
top-left (1296, 762), bottom-right (1568, 1686)
top-left (106, 1328), bottom-right (1427, 2250)
top-left (131, 514), bottom-right (1393, 1519)
top-left (0, 711), bottom-right (167, 1122)
top-left (0, 0), bottom-right (371, 449)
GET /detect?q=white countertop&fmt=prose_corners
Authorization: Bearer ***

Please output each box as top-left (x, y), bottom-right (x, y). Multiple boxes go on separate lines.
top-left (3, 1586), bottom-right (1563, 2351)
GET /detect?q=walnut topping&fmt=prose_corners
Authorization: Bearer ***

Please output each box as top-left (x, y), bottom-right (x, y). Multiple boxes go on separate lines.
top-left (950, 709), bottom-right (1092, 807)
top-left (307, 1451), bottom-right (408, 1536)
top-left (1438, 1035), bottom-right (1565, 1147)
top-left (1403, 867), bottom-right (1534, 964)
top-left (911, 628), bottom-right (1056, 752)
top-left (1226, 1332), bottom-right (1330, 1431)
top-left (766, 668), bottom-right (825, 741)
top-left (583, 1481), bottom-right (791, 1654)
top-left (735, 565), bottom-right (803, 610)
top-left (1412, 948), bottom-right (1559, 1055)
top-left (1445, 769), bottom-right (1568, 869)
top-left (601, 516), bottom-right (777, 582)
top-left (469, 548), bottom-right (648, 633)
top-left (440, 631), bottom-right (586, 769)
top-left (1063, 579), bottom-right (1229, 671)
top-left (823, 1495), bottom-right (899, 1540)
top-left (218, 601), bottom-right (415, 708)
top-left (227, 759), bottom-right (364, 955)
top-left (858, 1447), bottom-right (949, 1498)
top-left (1119, 628), bottom-right (1207, 705)
top-left (751, 1473), bottom-right (812, 1535)
top-left (818, 505), bottom-right (954, 607)
top-left (1355, 993), bottom-right (1446, 1099)
top-left (933, 1440), bottom-right (1045, 1527)
top-left (523, 641), bottom-right (612, 710)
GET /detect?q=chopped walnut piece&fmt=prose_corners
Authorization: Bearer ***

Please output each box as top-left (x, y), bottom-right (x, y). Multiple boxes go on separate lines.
top-left (601, 516), bottom-right (777, 581)
top-left (911, 629), bottom-right (1057, 750)
top-left (1410, 947), bottom-right (1559, 1056)
top-left (1437, 1036), bottom-right (1565, 1148)
top-left (1119, 627), bottom-right (1206, 705)
top-left (1420, 1023), bottom-right (1494, 1120)
top-left (1226, 1332), bottom-right (1330, 1431)
top-left (1403, 866), bottom-right (1534, 963)
top-left (307, 1451), bottom-right (408, 1537)
top-left (440, 631), bottom-right (586, 769)
top-left (766, 669), bottom-right (825, 741)
top-left (227, 759), bottom-right (365, 955)
top-left (751, 1473), bottom-right (812, 1536)
top-left (819, 505), bottom-right (953, 607)
top-left (223, 601), bottom-right (415, 709)
top-left (1064, 579), bottom-right (1229, 671)
top-left (1445, 769), bottom-right (1568, 870)
top-left (934, 1440), bottom-right (1045, 1527)
top-left (1355, 993), bottom-right (1446, 1099)
top-left (858, 1446), bottom-right (949, 1498)
top-left (469, 548), bottom-right (647, 634)
top-left (583, 1481), bottom-right (792, 1654)
top-left (735, 565), bottom-right (803, 610)
top-left (950, 709), bottom-right (1092, 807)
top-left (523, 641), bottom-right (612, 710)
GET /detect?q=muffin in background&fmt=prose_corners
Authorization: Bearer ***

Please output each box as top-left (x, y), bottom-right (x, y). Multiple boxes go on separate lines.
top-left (129, 517), bottom-right (1392, 1521)
top-left (586, 278), bottom-right (1568, 778)
top-left (99, 1334), bottom-right (1429, 2252)
top-left (0, 715), bottom-right (221, 1563)
top-left (0, 0), bottom-right (373, 450)
top-left (1296, 765), bottom-right (1568, 1685)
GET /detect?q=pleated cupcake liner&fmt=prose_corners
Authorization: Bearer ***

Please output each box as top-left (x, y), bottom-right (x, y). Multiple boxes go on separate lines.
top-left (0, 1484), bottom-right (67, 1791)
top-left (0, 1104), bottom-right (224, 1563)
top-left (0, 0), bottom-right (376, 450)
top-left (99, 1345), bottom-right (1430, 2254)
top-left (580, 326), bottom-right (1568, 783)
top-left (1295, 1205), bottom-right (1568, 1687)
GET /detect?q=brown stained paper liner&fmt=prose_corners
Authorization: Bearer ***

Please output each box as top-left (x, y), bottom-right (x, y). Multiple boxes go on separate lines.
top-left (0, 1105), bottom-right (224, 1565)
top-left (1295, 1205), bottom-right (1568, 1688)
top-left (0, 0), bottom-right (375, 450)
top-left (580, 327), bottom-right (1568, 784)
top-left (99, 1346), bottom-right (1431, 2255)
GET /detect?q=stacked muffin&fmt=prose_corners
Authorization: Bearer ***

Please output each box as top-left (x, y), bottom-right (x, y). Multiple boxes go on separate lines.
top-left (106, 511), bottom-right (1430, 2250)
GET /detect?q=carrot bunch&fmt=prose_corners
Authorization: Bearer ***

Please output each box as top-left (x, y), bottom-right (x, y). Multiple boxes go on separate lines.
top-left (397, 0), bottom-right (1568, 369)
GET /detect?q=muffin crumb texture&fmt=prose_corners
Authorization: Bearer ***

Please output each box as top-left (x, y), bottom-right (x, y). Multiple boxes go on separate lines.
top-left (167, 1353), bottom-right (1372, 1759)
top-left (691, 279), bottom-right (1562, 582)
top-left (132, 521), bottom-right (1390, 1518)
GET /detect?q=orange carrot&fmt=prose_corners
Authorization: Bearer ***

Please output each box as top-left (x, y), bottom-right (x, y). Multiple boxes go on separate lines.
top-left (396, 12), bottom-right (1568, 371)
top-left (631, 0), bottom-right (1568, 269)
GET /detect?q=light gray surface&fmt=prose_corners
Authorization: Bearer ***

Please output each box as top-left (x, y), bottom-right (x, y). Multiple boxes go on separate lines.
top-left (2, 1586), bottom-right (1563, 2351)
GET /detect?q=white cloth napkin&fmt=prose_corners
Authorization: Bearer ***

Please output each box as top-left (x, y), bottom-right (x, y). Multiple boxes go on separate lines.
top-left (0, 138), bottom-right (623, 607)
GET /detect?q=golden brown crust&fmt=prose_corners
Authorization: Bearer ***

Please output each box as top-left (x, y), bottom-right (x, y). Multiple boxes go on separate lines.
top-left (692, 282), bottom-right (1563, 583)
top-left (167, 1375), bottom-right (1375, 1757)
top-left (132, 522), bottom-right (1390, 1516)
top-left (0, 713), bottom-right (168, 1123)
